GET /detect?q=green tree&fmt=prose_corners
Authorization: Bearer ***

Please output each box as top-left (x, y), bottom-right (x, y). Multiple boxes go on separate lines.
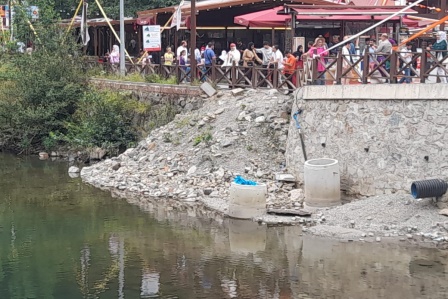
top-left (54, 0), bottom-right (178, 20)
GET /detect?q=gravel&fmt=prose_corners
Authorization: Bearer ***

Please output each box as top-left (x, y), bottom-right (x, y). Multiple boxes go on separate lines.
top-left (307, 194), bottom-right (448, 243)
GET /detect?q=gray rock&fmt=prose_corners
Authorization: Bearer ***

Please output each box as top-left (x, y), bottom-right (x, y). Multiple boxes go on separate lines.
top-left (89, 147), bottom-right (107, 160)
top-left (187, 166), bottom-right (197, 175)
top-left (214, 108), bottom-right (225, 115)
top-left (200, 82), bottom-right (217, 97)
top-left (215, 168), bottom-right (225, 179)
top-left (220, 140), bottom-right (233, 148)
top-left (39, 152), bottom-right (49, 160)
top-left (203, 188), bottom-right (213, 195)
top-left (290, 189), bottom-right (304, 203)
top-left (375, 237), bottom-right (381, 242)
top-left (275, 173), bottom-right (296, 182)
top-left (237, 111), bottom-right (246, 121)
top-left (112, 162), bottom-right (121, 171)
top-left (255, 116), bottom-right (266, 123)
top-left (231, 88), bottom-right (245, 96)
top-left (68, 166), bottom-right (80, 173)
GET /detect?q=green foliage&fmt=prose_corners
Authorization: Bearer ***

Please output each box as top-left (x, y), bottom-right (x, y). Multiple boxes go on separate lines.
top-left (55, 0), bottom-right (178, 19)
top-left (0, 0), bottom-right (180, 154)
top-left (60, 90), bottom-right (144, 152)
top-left (145, 73), bottom-right (177, 85)
top-left (193, 131), bottom-right (213, 146)
top-left (96, 72), bottom-right (146, 83)
top-left (144, 103), bottom-right (178, 133)
top-left (174, 116), bottom-right (192, 128)
top-left (0, 41), bottom-right (87, 152)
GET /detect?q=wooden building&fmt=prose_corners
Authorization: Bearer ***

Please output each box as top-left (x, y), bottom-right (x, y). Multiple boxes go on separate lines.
top-left (136, 0), bottom-right (350, 55)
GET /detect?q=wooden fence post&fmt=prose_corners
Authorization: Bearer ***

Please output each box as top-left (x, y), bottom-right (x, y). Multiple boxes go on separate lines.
top-left (273, 63), bottom-right (278, 89)
top-left (251, 65), bottom-right (257, 88)
top-left (211, 60), bottom-right (216, 84)
top-left (420, 49), bottom-right (427, 83)
top-left (231, 61), bottom-right (236, 89)
top-left (336, 53), bottom-right (343, 85)
top-left (362, 51), bottom-right (369, 84)
top-left (312, 59), bottom-right (318, 85)
top-left (390, 51), bottom-right (398, 84)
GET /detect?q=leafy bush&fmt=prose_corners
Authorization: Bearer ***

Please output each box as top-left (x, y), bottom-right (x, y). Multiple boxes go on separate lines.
top-left (145, 73), bottom-right (177, 85)
top-left (60, 90), bottom-right (147, 152)
top-left (0, 50), bottom-right (87, 153)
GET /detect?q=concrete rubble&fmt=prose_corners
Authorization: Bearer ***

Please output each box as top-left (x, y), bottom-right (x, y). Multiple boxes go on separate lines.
top-left (81, 89), bottom-right (301, 217)
top-left (79, 88), bottom-right (448, 247)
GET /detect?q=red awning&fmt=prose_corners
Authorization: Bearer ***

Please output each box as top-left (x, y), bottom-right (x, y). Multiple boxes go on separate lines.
top-left (234, 7), bottom-right (290, 27)
top-left (287, 5), bottom-right (418, 15)
top-left (234, 6), bottom-right (415, 27)
top-left (137, 16), bottom-right (156, 25)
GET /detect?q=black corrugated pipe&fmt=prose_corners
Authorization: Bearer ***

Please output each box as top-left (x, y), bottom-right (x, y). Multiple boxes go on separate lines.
top-left (411, 179), bottom-right (448, 199)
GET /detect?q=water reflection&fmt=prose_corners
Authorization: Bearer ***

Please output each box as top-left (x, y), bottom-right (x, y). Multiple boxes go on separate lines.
top-left (229, 219), bottom-right (266, 255)
top-left (0, 153), bottom-right (447, 299)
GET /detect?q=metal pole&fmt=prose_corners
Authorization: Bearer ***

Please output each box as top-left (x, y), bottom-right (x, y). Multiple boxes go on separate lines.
top-left (119, 0), bottom-right (125, 76)
top-left (440, 0), bottom-right (447, 31)
top-left (290, 11), bottom-right (296, 51)
top-left (190, 0), bottom-right (197, 82)
top-left (9, 0), bottom-right (13, 41)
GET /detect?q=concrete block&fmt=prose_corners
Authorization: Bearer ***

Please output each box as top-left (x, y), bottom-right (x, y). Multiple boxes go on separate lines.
top-left (200, 82), bottom-right (216, 97)
top-left (231, 88), bottom-right (245, 96)
top-left (275, 173), bottom-right (296, 182)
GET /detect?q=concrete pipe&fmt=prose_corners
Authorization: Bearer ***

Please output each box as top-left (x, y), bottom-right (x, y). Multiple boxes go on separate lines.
top-left (304, 158), bottom-right (341, 207)
top-left (228, 182), bottom-right (267, 219)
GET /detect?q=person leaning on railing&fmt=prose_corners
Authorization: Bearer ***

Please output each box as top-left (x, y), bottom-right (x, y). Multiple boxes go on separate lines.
top-left (306, 37), bottom-right (328, 85)
top-left (398, 43), bottom-right (413, 84)
top-left (374, 34), bottom-right (392, 79)
top-left (164, 47), bottom-right (174, 66)
top-left (429, 31), bottom-right (448, 83)
top-left (283, 50), bottom-right (297, 87)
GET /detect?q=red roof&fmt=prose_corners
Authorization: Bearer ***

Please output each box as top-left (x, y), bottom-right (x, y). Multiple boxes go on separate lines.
top-left (234, 5), bottom-right (417, 27)
top-left (234, 7), bottom-right (290, 27)
top-left (348, 0), bottom-right (396, 6)
top-left (286, 5), bottom-right (418, 15)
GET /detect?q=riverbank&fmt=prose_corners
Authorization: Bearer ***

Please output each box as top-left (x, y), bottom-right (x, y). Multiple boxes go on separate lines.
top-left (80, 88), bottom-right (448, 248)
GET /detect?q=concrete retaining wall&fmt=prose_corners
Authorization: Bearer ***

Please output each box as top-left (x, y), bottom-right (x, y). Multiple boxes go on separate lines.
top-left (90, 78), bottom-right (204, 97)
top-left (303, 83), bottom-right (448, 100)
top-left (286, 84), bottom-right (448, 197)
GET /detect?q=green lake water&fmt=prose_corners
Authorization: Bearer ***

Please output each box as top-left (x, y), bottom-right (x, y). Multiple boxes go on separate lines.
top-left (0, 153), bottom-right (447, 299)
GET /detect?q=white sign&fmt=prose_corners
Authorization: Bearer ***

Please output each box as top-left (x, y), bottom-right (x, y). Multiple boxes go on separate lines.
top-left (142, 25), bottom-right (161, 52)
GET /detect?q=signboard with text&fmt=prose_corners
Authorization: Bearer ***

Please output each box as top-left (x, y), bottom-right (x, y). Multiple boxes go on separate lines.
top-left (0, 5), bottom-right (9, 29)
top-left (142, 25), bottom-right (161, 52)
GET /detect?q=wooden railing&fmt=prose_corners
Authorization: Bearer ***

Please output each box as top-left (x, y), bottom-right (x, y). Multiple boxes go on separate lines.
top-left (83, 57), bottom-right (304, 92)
top-left (303, 49), bottom-right (448, 85)
top-left (84, 49), bottom-right (448, 90)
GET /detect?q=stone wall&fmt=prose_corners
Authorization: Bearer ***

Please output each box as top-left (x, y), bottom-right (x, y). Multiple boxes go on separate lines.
top-left (286, 85), bottom-right (448, 197)
top-left (90, 78), bottom-right (204, 97)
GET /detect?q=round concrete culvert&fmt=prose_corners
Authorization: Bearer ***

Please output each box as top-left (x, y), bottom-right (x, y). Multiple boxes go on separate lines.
top-left (304, 158), bottom-right (341, 208)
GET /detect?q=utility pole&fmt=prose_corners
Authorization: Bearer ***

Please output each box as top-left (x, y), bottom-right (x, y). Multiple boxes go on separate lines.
top-left (440, 0), bottom-right (447, 31)
top-left (119, 0), bottom-right (125, 76)
top-left (190, 0), bottom-right (196, 82)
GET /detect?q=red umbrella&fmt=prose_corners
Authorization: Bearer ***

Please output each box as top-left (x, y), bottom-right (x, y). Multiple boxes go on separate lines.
top-left (234, 7), bottom-right (290, 27)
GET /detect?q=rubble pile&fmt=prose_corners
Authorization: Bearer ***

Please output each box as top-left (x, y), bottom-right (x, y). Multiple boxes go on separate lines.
top-left (81, 89), bottom-right (305, 214)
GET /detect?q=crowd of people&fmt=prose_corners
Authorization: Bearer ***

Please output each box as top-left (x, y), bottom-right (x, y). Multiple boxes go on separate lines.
top-left (104, 31), bottom-right (448, 85)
